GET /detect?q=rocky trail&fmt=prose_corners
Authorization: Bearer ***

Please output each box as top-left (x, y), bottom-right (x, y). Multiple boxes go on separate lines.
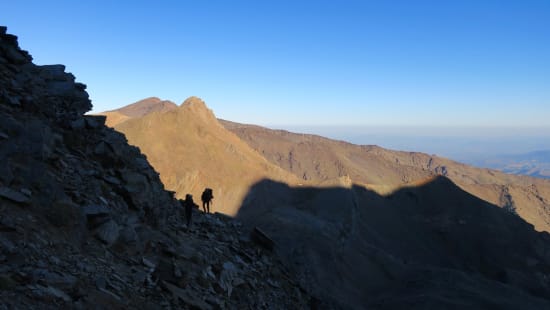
top-left (1, 208), bottom-right (308, 309)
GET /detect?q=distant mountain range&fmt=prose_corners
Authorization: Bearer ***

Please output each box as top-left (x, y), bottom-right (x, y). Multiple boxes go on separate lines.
top-left (469, 150), bottom-right (550, 179)
top-left (99, 97), bottom-right (550, 308)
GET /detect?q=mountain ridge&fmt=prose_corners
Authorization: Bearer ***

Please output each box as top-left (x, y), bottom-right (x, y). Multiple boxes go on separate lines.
top-left (99, 97), bottom-right (177, 127)
top-left (100, 97), bottom-right (550, 232)
top-left (221, 118), bottom-right (550, 232)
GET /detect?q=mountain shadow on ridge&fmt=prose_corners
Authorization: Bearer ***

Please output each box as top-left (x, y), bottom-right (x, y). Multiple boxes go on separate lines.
top-left (236, 176), bottom-right (550, 309)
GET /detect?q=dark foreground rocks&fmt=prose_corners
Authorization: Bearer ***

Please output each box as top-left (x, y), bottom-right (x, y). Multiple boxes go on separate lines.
top-left (0, 210), bottom-right (308, 309)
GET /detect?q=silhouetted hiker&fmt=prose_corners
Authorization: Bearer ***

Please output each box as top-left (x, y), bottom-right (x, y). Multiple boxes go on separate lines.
top-left (181, 194), bottom-right (198, 227)
top-left (201, 188), bottom-right (214, 213)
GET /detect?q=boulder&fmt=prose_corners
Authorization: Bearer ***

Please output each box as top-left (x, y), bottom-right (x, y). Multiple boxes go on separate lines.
top-left (84, 115), bottom-right (105, 129)
top-left (250, 227), bottom-right (274, 251)
top-left (0, 187), bottom-right (30, 204)
top-left (94, 220), bottom-right (120, 245)
top-left (39, 65), bottom-right (66, 80)
top-left (69, 118), bottom-right (85, 130)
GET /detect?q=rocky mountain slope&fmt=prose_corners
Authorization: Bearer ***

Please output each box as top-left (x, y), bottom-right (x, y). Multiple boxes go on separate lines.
top-left (111, 97), bottom-right (301, 215)
top-left (222, 120), bottom-right (550, 233)
top-left (0, 26), bottom-right (309, 309)
top-left (102, 96), bottom-right (550, 308)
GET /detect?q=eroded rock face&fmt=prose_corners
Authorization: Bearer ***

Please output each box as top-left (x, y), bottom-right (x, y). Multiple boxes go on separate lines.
top-left (0, 30), bottom-right (90, 120)
top-left (0, 26), bottom-right (310, 308)
top-left (1, 26), bottom-right (174, 231)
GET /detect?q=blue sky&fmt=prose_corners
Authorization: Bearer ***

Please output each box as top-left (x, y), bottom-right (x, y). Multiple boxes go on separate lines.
top-left (1, 0), bottom-right (549, 127)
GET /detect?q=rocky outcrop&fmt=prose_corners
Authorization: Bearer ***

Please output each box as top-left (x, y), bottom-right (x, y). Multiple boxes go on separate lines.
top-left (0, 26), bottom-right (309, 308)
top-left (0, 25), bottom-right (174, 231)
top-left (0, 28), bottom-right (90, 121)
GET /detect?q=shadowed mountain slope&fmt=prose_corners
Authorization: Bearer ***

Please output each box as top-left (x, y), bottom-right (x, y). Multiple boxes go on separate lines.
top-left (236, 176), bottom-right (550, 309)
top-left (114, 97), bottom-right (301, 215)
top-left (222, 120), bottom-right (550, 232)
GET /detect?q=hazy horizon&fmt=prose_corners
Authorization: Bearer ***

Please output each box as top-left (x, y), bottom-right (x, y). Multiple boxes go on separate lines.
top-left (268, 124), bottom-right (550, 165)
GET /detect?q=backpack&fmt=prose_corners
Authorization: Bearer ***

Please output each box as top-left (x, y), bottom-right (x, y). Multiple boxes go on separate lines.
top-left (202, 188), bottom-right (213, 201)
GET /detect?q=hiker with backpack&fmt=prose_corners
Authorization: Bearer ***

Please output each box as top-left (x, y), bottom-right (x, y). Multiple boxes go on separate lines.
top-left (201, 188), bottom-right (214, 213)
top-left (181, 194), bottom-right (198, 227)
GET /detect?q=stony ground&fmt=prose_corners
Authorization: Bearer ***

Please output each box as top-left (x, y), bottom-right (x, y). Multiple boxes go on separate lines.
top-left (0, 208), bottom-right (309, 309)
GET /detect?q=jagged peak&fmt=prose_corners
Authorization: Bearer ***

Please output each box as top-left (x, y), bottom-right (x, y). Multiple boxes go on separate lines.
top-left (179, 96), bottom-right (217, 121)
top-left (181, 96), bottom-right (206, 108)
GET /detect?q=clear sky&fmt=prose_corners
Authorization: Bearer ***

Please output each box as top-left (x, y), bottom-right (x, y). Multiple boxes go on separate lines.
top-left (1, 0), bottom-right (549, 127)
